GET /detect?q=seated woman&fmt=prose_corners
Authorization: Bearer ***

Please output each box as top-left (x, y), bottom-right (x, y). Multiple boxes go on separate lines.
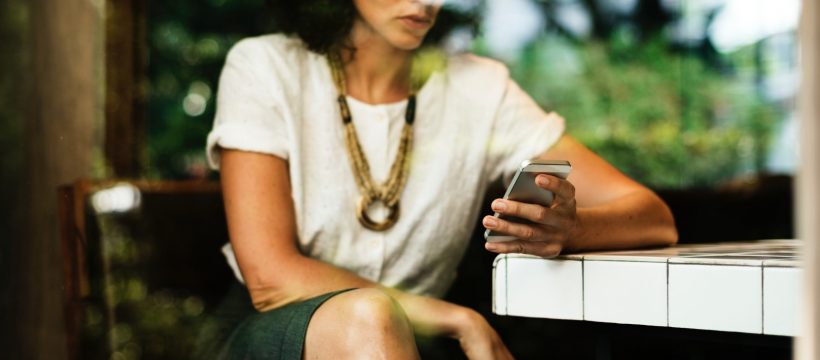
top-left (204, 0), bottom-right (678, 358)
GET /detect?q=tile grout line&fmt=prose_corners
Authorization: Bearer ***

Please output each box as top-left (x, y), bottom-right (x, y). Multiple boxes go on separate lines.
top-left (761, 266), bottom-right (765, 334)
top-left (491, 260), bottom-right (497, 314)
top-left (666, 258), bottom-right (670, 327)
top-left (504, 255), bottom-right (509, 316)
top-left (581, 259), bottom-right (586, 321)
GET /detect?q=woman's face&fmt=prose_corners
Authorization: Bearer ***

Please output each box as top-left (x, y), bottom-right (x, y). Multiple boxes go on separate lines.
top-left (352, 0), bottom-right (443, 50)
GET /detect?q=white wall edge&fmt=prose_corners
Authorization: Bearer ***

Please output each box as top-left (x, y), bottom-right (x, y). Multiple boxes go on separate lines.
top-left (796, 0), bottom-right (819, 358)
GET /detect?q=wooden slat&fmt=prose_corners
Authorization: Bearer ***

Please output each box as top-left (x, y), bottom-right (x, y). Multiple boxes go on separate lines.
top-left (57, 185), bottom-right (81, 360)
top-left (90, 180), bottom-right (221, 194)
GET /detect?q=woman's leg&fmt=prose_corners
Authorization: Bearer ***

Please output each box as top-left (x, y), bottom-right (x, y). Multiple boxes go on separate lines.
top-left (304, 288), bottom-right (420, 359)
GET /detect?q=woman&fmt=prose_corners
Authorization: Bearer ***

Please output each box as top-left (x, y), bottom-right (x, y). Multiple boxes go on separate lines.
top-left (204, 0), bottom-right (678, 358)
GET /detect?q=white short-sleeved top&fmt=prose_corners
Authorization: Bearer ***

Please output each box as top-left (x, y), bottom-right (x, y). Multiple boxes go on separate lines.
top-left (206, 34), bottom-right (565, 298)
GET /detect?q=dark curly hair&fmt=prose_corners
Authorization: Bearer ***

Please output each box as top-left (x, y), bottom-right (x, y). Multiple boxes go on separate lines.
top-left (266, 0), bottom-right (478, 54)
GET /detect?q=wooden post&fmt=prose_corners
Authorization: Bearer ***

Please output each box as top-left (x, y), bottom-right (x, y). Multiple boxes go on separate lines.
top-left (797, 0), bottom-right (819, 359)
top-left (104, 0), bottom-right (146, 177)
top-left (25, 0), bottom-right (103, 358)
top-left (57, 182), bottom-right (91, 360)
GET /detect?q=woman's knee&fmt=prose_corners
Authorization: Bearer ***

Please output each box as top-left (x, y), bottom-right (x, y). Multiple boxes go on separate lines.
top-left (305, 288), bottom-right (418, 358)
top-left (331, 288), bottom-right (411, 330)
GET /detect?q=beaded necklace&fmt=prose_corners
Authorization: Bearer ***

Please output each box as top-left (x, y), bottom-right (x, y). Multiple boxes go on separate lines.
top-left (328, 52), bottom-right (418, 231)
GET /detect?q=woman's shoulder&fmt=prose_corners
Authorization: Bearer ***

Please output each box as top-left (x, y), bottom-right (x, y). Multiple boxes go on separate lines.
top-left (445, 53), bottom-right (509, 83)
top-left (441, 52), bottom-right (510, 102)
top-left (221, 33), bottom-right (326, 101)
top-left (229, 33), bottom-right (309, 54)
top-left (224, 33), bottom-right (318, 71)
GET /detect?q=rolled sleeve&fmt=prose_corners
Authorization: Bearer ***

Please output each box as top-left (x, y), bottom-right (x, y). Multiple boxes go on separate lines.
top-left (206, 39), bottom-right (290, 170)
top-left (206, 121), bottom-right (289, 169)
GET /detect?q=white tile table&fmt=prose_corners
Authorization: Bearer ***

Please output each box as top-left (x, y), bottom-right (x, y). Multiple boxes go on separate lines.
top-left (492, 239), bottom-right (802, 336)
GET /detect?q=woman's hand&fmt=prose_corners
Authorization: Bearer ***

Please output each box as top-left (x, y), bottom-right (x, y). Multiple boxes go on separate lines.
top-left (482, 174), bottom-right (577, 257)
top-left (454, 308), bottom-right (514, 360)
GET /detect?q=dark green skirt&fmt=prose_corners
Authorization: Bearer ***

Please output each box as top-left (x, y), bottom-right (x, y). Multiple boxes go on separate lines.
top-left (194, 283), bottom-right (464, 359)
top-left (194, 283), bottom-right (353, 360)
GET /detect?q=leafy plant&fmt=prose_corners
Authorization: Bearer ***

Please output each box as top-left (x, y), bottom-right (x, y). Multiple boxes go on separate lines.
top-left (502, 34), bottom-right (778, 188)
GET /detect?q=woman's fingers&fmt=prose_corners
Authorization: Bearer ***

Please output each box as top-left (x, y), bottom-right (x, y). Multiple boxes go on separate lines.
top-left (535, 174), bottom-right (575, 205)
top-left (456, 310), bottom-right (514, 360)
top-left (491, 199), bottom-right (560, 226)
top-left (483, 215), bottom-right (543, 241)
top-left (488, 175), bottom-right (575, 226)
top-left (482, 216), bottom-right (568, 242)
top-left (483, 175), bottom-right (578, 258)
top-left (490, 198), bottom-right (575, 230)
top-left (485, 239), bottom-right (563, 258)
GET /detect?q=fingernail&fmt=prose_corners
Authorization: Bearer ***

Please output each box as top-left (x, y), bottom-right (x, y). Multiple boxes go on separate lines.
top-left (537, 175), bottom-right (550, 186)
top-left (483, 217), bottom-right (497, 228)
top-left (485, 243), bottom-right (498, 251)
top-left (491, 200), bottom-right (507, 212)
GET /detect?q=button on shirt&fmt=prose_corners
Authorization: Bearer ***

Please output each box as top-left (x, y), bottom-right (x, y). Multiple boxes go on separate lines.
top-left (206, 34), bottom-right (565, 298)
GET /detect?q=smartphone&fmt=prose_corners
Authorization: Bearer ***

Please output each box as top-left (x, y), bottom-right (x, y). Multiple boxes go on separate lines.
top-left (484, 160), bottom-right (572, 243)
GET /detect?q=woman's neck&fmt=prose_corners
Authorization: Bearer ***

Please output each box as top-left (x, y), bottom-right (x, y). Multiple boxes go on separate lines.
top-left (340, 21), bottom-right (413, 104)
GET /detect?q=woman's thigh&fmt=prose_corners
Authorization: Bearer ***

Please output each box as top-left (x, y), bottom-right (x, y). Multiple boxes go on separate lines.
top-left (304, 288), bottom-right (419, 359)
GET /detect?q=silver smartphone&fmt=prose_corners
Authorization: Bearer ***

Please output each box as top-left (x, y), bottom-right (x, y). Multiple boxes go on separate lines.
top-left (484, 160), bottom-right (572, 243)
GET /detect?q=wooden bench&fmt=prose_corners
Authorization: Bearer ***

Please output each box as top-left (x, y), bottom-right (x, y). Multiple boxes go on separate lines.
top-left (58, 180), bottom-right (232, 359)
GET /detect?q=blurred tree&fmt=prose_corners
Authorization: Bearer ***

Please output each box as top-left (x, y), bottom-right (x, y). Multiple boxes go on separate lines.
top-left (505, 33), bottom-right (778, 188)
top-left (146, 0), bottom-right (272, 179)
top-left (0, 0), bottom-right (28, 213)
top-left (0, 0), bottom-right (29, 355)
top-left (144, 0), bottom-right (782, 188)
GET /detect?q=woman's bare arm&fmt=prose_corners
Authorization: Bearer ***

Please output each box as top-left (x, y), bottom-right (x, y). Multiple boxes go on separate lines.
top-left (547, 135), bottom-right (677, 250)
top-left (484, 135), bottom-right (678, 256)
top-left (220, 149), bottom-right (370, 309)
top-left (219, 149), bottom-right (504, 349)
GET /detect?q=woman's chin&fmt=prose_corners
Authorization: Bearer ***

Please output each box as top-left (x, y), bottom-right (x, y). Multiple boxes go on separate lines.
top-left (389, 36), bottom-right (425, 51)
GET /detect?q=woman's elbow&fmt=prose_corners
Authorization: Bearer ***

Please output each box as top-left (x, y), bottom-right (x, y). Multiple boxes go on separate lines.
top-left (248, 285), bottom-right (302, 312)
top-left (653, 198), bottom-right (679, 246)
top-left (658, 223), bottom-right (679, 247)
top-left (240, 254), bottom-right (305, 312)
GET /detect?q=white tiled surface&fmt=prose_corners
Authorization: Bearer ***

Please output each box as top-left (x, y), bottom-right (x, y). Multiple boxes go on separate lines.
top-left (494, 255), bottom-right (583, 320)
top-left (764, 267), bottom-right (802, 336)
top-left (668, 264), bottom-right (762, 333)
top-left (584, 261), bottom-right (667, 326)
top-left (492, 258), bottom-right (508, 315)
top-left (492, 240), bottom-right (801, 336)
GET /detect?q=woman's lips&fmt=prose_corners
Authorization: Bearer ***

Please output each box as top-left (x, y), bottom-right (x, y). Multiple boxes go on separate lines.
top-left (399, 15), bottom-right (433, 30)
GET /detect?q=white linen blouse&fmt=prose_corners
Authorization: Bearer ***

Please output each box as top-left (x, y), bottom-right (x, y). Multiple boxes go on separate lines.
top-left (206, 34), bottom-right (565, 298)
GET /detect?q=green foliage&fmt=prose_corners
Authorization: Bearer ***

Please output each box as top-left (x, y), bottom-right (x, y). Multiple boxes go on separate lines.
top-left (0, 0), bottom-right (29, 308)
top-left (145, 3), bottom-right (780, 187)
top-left (83, 215), bottom-right (214, 359)
top-left (503, 34), bottom-right (778, 188)
top-left (146, 0), bottom-right (269, 179)
top-left (0, 0), bottom-right (28, 209)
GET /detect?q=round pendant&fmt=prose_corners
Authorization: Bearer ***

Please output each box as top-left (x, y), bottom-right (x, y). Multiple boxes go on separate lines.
top-left (356, 196), bottom-right (400, 231)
